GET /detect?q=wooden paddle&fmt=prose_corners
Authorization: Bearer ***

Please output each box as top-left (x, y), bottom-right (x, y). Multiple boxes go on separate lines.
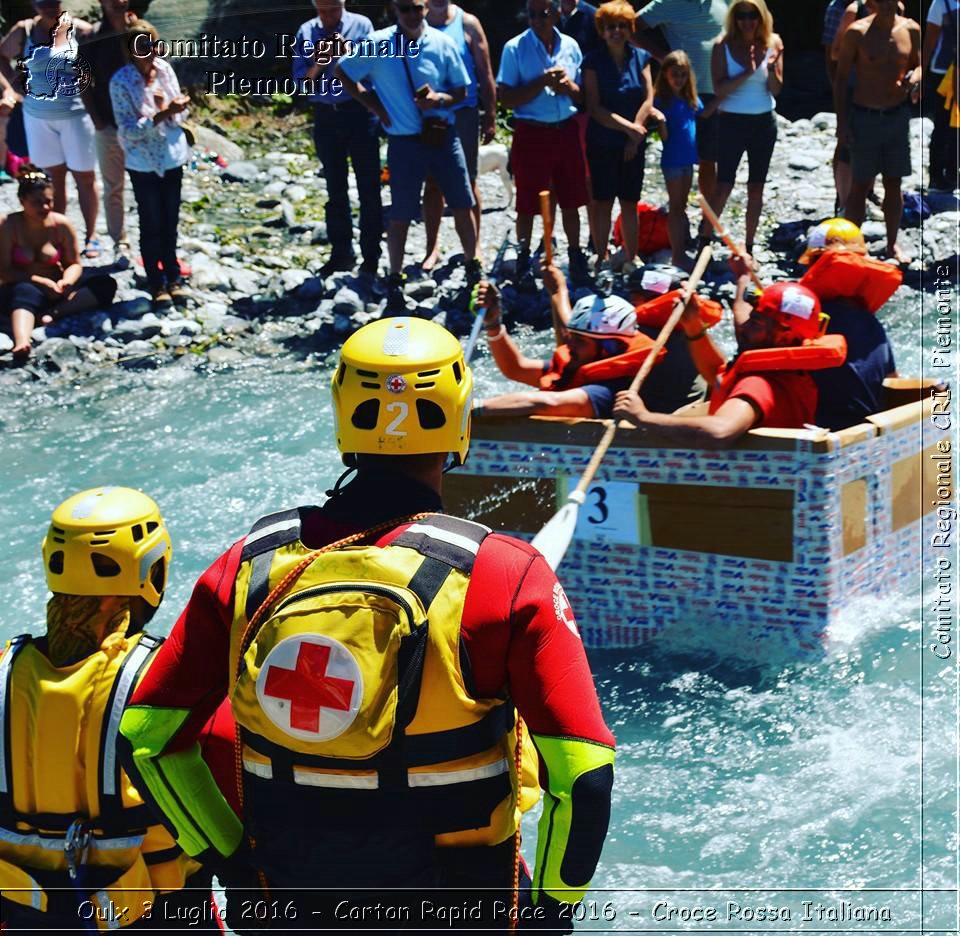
top-left (464, 230), bottom-right (513, 364)
top-left (698, 194), bottom-right (765, 292)
top-left (530, 244), bottom-right (714, 570)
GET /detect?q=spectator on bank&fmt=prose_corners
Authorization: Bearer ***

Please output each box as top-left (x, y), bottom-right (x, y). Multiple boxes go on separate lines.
top-left (109, 20), bottom-right (191, 308)
top-left (916, 0), bottom-right (959, 191)
top-left (0, 165), bottom-right (116, 362)
top-left (422, 0), bottom-right (496, 273)
top-left (707, 0), bottom-right (783, 263)
top-left (292, 0), bottom-right (381, 278)
top-left (560, 0), bottom-right (603, 55)
top-left (80, 0), bottom-right (136, 266)
top-left (654, 50), bottom-right (703, 269)
top-left (0, 0), bottom-right (101, 258)
top-left (0, 71), bottom-right (18, 182)
top-left (835, 0), bottom-right (920, 265)
top-left (337, 0), bottom-right (480, 314)
top-left (583, 0), bottom-right (656, 274)
top-left (497, 0), bottom-right (590, 288)
top-left (633, 0), bottom-right (727, 245)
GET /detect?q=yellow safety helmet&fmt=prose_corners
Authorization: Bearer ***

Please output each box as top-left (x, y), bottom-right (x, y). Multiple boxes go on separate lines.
top-left (332, 317), bottom-right (473, 466)
top-left (799, 218), bottom-right (867, 265)
top-left (41, 487), bottom-right (171, 607)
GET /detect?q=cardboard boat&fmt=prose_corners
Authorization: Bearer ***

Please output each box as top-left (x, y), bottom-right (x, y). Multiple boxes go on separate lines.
top-left (446, 380), bottom-right (945, 656)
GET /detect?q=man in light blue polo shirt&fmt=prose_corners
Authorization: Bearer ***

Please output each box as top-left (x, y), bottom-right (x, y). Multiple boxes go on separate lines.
top-left (337, 0), bottom-right (480, 315)
top-left (292, 0), bottom-right (381, 278)
top-left (497, 0), bottom-right (590, 289)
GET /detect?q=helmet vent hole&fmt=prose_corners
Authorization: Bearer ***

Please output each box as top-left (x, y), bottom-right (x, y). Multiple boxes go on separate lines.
top-left (417, 369), bottom-right (441, 377)
top-left (47, 551), bottom-right (64, 575)
top-left (91, 553), bottom-right (122, 577)
top-left (452, 362), bottom-right (462, 383)
top-left (89, 539), bottom-right (110, 546)
top-left (414, 382), bottom-right (435, 390)
top-left (95, 530), bottom-right (116, 536)
top-left (416, 399), bottom-right (446, 430)
top-left (356, 369), bottom-right (378, 378)
top-left (146, 521), bottom-right (159, 534)
top-left (360, 382), bottom-right (380, 389)
top-left (351, 399), bottom-right (380, 430)
top-left (336, 363), bottom-right (346, 385)
top-left (131, 524), bottom-right (144, 542)
top-left (149, 558), bottom-right (166, 595)
top-left (51, 526), bottom-right (64, 535)
top-left (51, 537), bottom-right (64, 544)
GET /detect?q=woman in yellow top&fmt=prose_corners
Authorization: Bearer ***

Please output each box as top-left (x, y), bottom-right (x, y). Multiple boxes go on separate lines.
top-left (0, 486), bottom-right (223, 933)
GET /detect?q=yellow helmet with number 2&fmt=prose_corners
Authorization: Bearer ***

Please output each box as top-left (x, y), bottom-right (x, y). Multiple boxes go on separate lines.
top-left (332, 317), bottom-right (473, 466)
top-left (42, 487), bottom-right (171, 607)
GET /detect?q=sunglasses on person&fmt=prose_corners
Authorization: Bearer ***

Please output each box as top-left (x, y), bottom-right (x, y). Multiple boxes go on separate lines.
top-left (735, 9), bottom-right (760, 20)
top-left (395, 2), bottom-right (426, 13)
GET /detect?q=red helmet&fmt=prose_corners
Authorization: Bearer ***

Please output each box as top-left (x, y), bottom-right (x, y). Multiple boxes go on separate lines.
top-left (755, 282), bottom-right (823, 342)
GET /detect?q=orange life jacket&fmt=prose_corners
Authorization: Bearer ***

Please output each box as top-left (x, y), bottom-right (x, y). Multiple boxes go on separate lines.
top-left (709, 334), bottom-right (848, 414)
top-left (540, 333), bottom-right (666, 391)
top-left (800, 251), bottom-right (902, 313)
top-left (633, 290), bottom-right (724, 329)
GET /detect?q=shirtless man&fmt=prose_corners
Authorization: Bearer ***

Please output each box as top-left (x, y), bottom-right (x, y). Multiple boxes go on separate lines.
top-left (834, 0), bottom-right (920, 265)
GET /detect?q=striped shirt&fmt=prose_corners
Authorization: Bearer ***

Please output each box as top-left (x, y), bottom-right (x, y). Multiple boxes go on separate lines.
top-left (637, 0), bottom-right (726, 95)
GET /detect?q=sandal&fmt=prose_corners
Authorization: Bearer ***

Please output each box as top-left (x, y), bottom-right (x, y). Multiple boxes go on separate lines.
top-left (83, 238), bottom-right (102, 260)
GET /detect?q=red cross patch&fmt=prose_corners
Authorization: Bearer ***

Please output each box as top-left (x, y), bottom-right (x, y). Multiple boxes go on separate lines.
top-left (256, 635), bottom-right (363, 741)
top-left (386, 374), bottom-right (407, 394)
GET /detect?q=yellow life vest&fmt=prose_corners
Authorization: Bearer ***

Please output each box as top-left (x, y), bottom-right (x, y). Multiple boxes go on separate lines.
top-left (0, 631), bottom-right (199, 929)
top-left (229, 509), bottom-right (540, 850)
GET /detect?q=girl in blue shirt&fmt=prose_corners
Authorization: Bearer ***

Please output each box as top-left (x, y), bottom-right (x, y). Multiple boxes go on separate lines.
top-left (654, 51), bottom-right (705, 269)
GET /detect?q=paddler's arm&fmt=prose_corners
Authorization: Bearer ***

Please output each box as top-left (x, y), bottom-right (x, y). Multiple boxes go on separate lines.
top-left (680, 285), bottom-right (726, 386)
top-left (505, 551), bottom-right (615, 908)
top-left (613, 390), bottom-right (758, 449)
top-left (477, 389), bottom-right (596, 419)
top-left (476, 281), bottom-right (545, 385)
top-left (119, 543), bottom-right (245, 861)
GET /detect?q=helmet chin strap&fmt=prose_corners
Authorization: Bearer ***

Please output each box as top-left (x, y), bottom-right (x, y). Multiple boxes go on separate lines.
top-left (326, 465), bottom-right (359, 500)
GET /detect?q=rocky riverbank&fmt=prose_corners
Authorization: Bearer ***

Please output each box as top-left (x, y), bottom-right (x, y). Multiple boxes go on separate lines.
top-left (0, 98), bottom-right (951, 387)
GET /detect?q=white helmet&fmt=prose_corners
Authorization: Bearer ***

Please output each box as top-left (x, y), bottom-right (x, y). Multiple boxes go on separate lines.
top-left (568, 295), bottom-right (637, 339)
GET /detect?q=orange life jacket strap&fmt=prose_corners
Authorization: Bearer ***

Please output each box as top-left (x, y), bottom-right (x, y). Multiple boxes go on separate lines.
top-left (800, 251), bottom-right (902, 313)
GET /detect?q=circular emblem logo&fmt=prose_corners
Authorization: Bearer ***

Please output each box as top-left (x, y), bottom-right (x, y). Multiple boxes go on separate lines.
top-left (386, 373), bottom-right (407, 394)
top-left (256, 634), bottom-right (363, 742)
top-left (44, 49), bottom-right (91, 98)
top-left (552, 581), bottom-right (580, 639)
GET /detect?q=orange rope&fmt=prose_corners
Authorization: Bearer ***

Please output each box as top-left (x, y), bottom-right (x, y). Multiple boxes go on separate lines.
top-left (509, 715), bottom-right (524, 936)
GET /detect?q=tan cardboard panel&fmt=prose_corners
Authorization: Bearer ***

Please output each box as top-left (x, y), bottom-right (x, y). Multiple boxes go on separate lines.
top-left (841, 478), bottom-right (868, 555)
top-left (640, 483), bottom-right (794, 561)
top-left (881, 377), bottom-right (941, 410)
top-left (891, 445), bottom-right (942, 531)
top-left (444, 474), bottom-right (555, 533)
top-left (867, 397), bottom-right (930, 435)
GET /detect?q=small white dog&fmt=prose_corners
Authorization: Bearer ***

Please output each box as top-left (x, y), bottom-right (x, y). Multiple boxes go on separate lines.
top-left (477, 142), bottom-right (513, 205)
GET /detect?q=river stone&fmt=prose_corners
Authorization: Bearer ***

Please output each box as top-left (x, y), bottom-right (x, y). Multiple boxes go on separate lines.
top-left (164, 334), bottom-right (194, 349)
top-left (195, 126), bottom-right (244, 164)
top-left (280, 269), bottom-right (310, 293)
top-left (0, 333), bottom-right (11, 353)
top-left (228, 267), bottom-right (262, 294)
top-left (296, 276), bottom-right (326, 301)
top-left (207, 346), bottom-right (244, 365)
top-left (788, 154), bottom-right (821, 172)
top-left (221, 161), bottom-right (260, 183)
top-left (861, 221), bottom-right (886, 241)
top-left (333, 286), bottom-right (363, 316)
top-left (161, 318), bottom-right (202, 337)
top-left (332, 311), bottom-right (354, 335)
top-left (220, 315), bottom-right (251, 335)
top-left (33, 337), bottom-right (79, 371)
top-left (114, 314), bottom-right (163, 341)
top-left (311, 223), bottom-right (328, 245)
top-left (256, 197), bottom-right (281, 209)
top-left (284, 184), bottom-right (308, 203)
top-left (408, 279), bottom-right (436, 300)
top-left (812, 112), bottom-right (836, 130)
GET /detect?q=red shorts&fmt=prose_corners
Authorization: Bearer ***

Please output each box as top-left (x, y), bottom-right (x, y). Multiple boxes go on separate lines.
top-left (511, 118), bottom-right (590, 216)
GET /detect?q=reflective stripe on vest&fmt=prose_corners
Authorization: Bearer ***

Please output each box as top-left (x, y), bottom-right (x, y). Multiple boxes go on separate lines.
top-left (0, 636), bottom-right (29, 802)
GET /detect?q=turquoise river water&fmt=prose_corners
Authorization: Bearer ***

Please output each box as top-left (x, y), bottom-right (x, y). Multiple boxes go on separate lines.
top-left (0, 287), bottom-right (956, 933)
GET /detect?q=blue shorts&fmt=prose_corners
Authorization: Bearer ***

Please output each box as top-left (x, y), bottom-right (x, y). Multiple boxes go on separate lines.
top-left (387, 128), bottom-right (475, 221)
top-left (662, 164), bottom-right (694, 182)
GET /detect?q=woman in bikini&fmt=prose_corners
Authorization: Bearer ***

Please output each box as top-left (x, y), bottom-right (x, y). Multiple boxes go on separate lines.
top-left (0, 165), bottom-right (116, 361)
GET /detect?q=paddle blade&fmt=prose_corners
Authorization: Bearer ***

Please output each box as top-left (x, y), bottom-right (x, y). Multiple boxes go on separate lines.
top-left (530, 499), bottom-right (581, 570)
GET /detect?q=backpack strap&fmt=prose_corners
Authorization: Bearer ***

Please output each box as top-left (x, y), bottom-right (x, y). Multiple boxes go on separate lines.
top-left (0, 635), bottom-right (31, 819)
top-left (98, 633), bottom-right (163, 823)
top-left (392, 514), bottom-right (491, 610)
top-left (241, 507), bottom-right (312, 623)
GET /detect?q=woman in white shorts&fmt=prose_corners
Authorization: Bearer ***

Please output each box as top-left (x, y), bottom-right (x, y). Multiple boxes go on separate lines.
top-left (0, 0), bottom-right (101, 257)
